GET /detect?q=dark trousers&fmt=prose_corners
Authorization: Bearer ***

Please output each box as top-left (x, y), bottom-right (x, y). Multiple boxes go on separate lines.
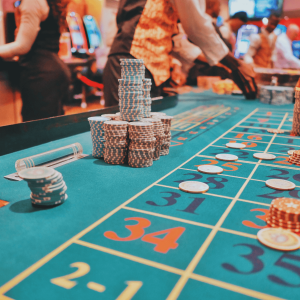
top-left (103, 53), bottom-right (162, 107)
top-left (20, 49), bottom-right (71, 122)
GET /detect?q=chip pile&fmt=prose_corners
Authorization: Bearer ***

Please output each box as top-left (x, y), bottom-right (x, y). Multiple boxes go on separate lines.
top-left (292, 78), bottom-right (300, 136)
top-left (153, 115), bottom-right (173, 156)
top-left (288, 149), bottom-right (300, 165)
top-left (141, 118), bottom-right (164, 161)
top-left (267, 197), bottom-right (300, 232)
top-left (104, 121), bottom-right (129, 165)
top-left (143, 78), bottom-right (152, 117)
top-left (118, 59), bottom-right (145, 122)
top-left (18, 167), bottom-right (67, 207)
top-left (88, 116), bottom-right (111, 158)
top-left (128, 122), bottom-right (155, 168)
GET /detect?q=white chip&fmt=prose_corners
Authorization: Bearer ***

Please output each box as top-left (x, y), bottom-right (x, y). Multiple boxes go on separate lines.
top-left (288, 150), bottom-right (295, 156)
top-left (226, 142), bottom-right (246, 149)
top-left (197, 165), bottom-right (223, 174)
top-left (179, 181), bottom-right (209, 194)
top-left (215, 154), bottom-right (238, 161)
top-left (265, 179), bottom-right (296, 191)
top-left (253, 153), bottom-right (276, 160)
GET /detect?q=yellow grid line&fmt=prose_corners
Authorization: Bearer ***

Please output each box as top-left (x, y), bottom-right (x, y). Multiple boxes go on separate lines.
top-left (0, 107), bottom-right (258, 298)
top-left (166, 113), bottom-right (288, 300)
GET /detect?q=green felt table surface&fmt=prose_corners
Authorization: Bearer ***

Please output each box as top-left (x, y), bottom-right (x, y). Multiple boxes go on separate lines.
top-left (0, 91), bottom-right (299, 300)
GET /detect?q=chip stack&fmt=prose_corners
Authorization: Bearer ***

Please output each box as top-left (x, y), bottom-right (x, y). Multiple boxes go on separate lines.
top-left (18, 167), bottom-right (67, 207)
top-left (141, 118), bottom-right (164, 161)
top-left (153, 115), bottom-right (173, 156)
top-left (143, 78), bottom-right (152, 117)
top-left (128, 122), bottom-right (156, 168)
top-left (288, 150), bottom-right (300, 165)
top-left (104, 121), bottom-right (129, 165)
top-left (291, 78), bottom-right (300, 136)
top-left (118, 59), bottom-right (145, 122)
top-left (101, 114), bottom-right (119, 120)
top-left (267, 197), bottom-right (300, 232)
top-left (88, 116), bottom-right (111, 158)
top-left (150, 112), bottom-right (166, 118)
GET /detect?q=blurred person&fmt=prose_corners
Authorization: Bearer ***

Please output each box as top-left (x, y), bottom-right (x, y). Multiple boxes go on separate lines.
top-left (104, 0), bottom-right (257, 107)
top-left (0, 0), bottom-right (71, 122)
top-left (244, 13), bottom-right (280, 68)
top-left (219, 11), bottom-right (248, 53)
top-left (274, 24), bottom-right (300, 69)
top-left (172, 23), bottom-right (231, 86)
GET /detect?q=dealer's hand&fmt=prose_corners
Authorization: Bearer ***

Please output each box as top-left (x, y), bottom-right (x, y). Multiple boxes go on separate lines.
top-left (221, 53), bottom-right (257, 100)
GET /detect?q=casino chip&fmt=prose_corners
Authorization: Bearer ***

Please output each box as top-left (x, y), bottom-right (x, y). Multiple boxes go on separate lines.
top-left (288, 150), bottom-right (295, 156)
top-left (215, 154), bottom-right (238, 161)
top-left (19, 167), bottom-right (68, 207)
top-left (267, 129), bottom-right (285, 134)
top-left (18, 167), bottom-right (55, 180)
top-left (253, 153), bottom-right (276, 160)
top-left (288, 150), bottom-right (300, 165)
top-left (266, 179), bottom-right (296, 191)
top-left (226, 142), bottom-right (246, 149)
top-left (179, 181), bottom-right (209, 194)
top-left (197, 165), bottom-right (223, 174)
top-left (257, 228), bottom-right (300, 251)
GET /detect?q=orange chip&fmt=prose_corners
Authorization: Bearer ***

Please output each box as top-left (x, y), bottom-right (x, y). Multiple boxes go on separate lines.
top-left (271, 198), bottom-right (300, 215)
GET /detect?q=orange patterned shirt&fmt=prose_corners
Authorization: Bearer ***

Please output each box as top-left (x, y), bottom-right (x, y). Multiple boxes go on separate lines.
top-left (130, 0), bottom-right (179, 86)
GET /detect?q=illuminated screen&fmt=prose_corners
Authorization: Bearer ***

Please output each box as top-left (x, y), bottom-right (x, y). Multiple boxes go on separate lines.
top-left (83, 16), bottom-right (102, 49)
top-left (229, 0), bottom-right (284, 19)
top-left (229, 0), bottom-right (255, 18)
top-left (235, 24), bottom-right (259, 58)
top-left (71, 32), bottom-right (84, 46)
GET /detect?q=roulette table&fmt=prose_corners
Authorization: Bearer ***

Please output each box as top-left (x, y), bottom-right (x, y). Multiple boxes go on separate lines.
top-left (0, 91), bottom-right (299, 300)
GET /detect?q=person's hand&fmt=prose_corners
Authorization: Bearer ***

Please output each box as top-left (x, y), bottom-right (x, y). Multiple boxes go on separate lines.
top-left (221, 53), bottom-right (257, 99)
top-left (171, 64), bottom-right (187, 87)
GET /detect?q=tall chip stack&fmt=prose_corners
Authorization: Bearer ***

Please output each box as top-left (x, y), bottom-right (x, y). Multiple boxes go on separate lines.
top-left (104, 121), bottom-right (129, 165)
top-left (291, 78), bottom-right (300, 136)
top-left (153, 115), bottom-right (173, 156)
top-left (141, 118), bottom-right (164, 161)
top-left (88, 116), bottom-right (111, 158)
top-left (118, 59), bottom-right (145, 122)
top-left (267, 197), bottom-right (300, 233)
top-left (143, 78), bottom-right (152, 117)
top-left (128, 122), bottom-right (155, 168)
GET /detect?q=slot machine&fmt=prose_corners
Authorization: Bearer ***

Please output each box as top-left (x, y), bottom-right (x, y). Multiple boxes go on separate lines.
top-left (66, 12), bottom-right (89, 58)
top-left (235, 24), bottom-right (259, 59)
top-left (82, 15), bottom-right (102, 53)
top-left (292, 41), bottom-right (300, 60)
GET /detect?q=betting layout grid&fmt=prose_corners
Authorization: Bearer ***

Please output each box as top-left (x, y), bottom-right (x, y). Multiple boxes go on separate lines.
top-left (2, 107), bottom-right (300, 300)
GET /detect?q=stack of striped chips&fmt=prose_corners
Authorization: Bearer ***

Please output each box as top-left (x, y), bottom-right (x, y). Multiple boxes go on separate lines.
top-left (101, 114), bottom-right (120, 120)
top-left (143, 78), bottom-right (152, 117)
top-left (104, 121), bottom-right (129, 165)
top-left (288, 150), bottom-right (300, 165)
top-left (128, 122), bottom-right (156, 168)
top-left (88, 116), bottom-right (111, 158)
top-left (141, 118), bottom-right (164, 161)
top-left (150, 112), bottom-right (166, 118)
top-left (267, 197), bottom-right (300, 232)
top-left (291, 78), bottom-right (300, 136)
top-left (154, 115), bottom-right (173, 156)
top-left (119, 59), bottom-right (145, 122)
top-left (18, 167), bottom-right (67, 207)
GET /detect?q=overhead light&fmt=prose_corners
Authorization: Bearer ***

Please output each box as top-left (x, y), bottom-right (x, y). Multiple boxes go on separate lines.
top-left (262, 17), bottom-right (268, 25)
